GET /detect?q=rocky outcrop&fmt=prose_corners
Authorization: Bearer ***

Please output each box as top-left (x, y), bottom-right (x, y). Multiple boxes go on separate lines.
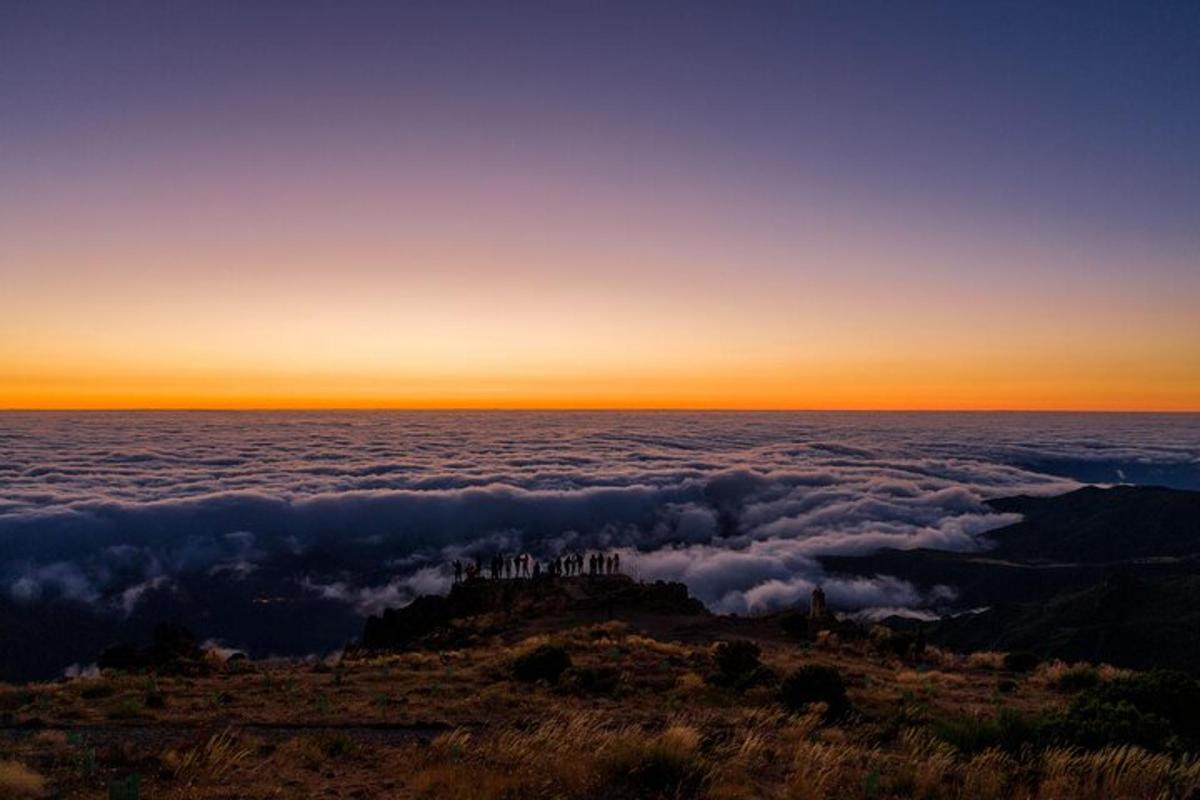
top-left (97, 623), bottom-right (208, 675)
top-left (361, 575), bottom-right (706, 650)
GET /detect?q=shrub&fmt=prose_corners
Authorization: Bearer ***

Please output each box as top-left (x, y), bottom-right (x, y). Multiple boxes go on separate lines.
top-left (568, 666), bottom-right (622, 695)
top-left (513, 644), bottom-right (572, 683)
top-left (932, 708), bottom-right (1045, 755)
top-left (1002, 651), bottom-right (1040, 673)
top-left (714, 641), bottom-right (761, 682)
top-left (1049, 697), bottom-right (1172, 752)
top-left (735, 664), bottom-right (779, 691)
top-left (310, 731), bottom-right (355, 759)
top-left (777, 611), bottom-right (812, 640)
top-left (108, 773), bottom-right (140, 800)
top-left (1051, 664), bottom-right (1101, 692)
top-left (1102, 671), bottom-right (1200, 739)
top-left (1049, 670), bottom-right (1200, 751)
top-left (872, 628), bottom-right (924, 661)
top-left (711, 640), bottom-right (774, 689)
top-left (79, 680), bottom-right (116, 700)
top-left (104, 697), bottom-right (143, 720)
top-left (780, 665), bottom-right (849, 720)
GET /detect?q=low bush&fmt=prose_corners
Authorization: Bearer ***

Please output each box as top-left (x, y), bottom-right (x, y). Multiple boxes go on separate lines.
top-left (1050, 664), bottom-right (1101, 692)
top-left (108, 773), bottom-right (140, 800)
top-left (780, 665), bottom-right (849, 720)
top-left (144, 689), bottom-right (166, 709)
top-left (933, 708), bottom-right (1046, 755)
top-left (735, 665), bottom-right (778, 691)
top-left (568, 666), bottom-right (622, 695)
top-left (713, 641), bottom-right (760, 682)
top-left (310, 731), bottom-right (355, 759)
top-left (1002, 651), bottom-right (1040, 673)
top-left (777, 611), bottom-right (812, 640)
top-left (872, 628), bottom-right (926, 661)
top-left (1049, 670), bottom-right (1200, 751)
top-left (710, 640), bottom-right (774, 689)
top-left (104, 697), bottom-right (143, 720)
top-left (1048, 697), bottom-right (1171, 752)
top-left (513, 644), bottom-right (572, 684)
top-left (79, 680), bottom-right (116, 700)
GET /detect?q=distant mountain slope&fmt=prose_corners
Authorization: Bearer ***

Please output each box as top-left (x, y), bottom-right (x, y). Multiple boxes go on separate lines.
top-left (984, 485), bottom-right (1200, 562)
top-left (932, 574), bottom-right (1200, 671)
top-left (822, 485), bottom-right (1200, 671)
top-left (1009, 457), bottom-right (1200, 491)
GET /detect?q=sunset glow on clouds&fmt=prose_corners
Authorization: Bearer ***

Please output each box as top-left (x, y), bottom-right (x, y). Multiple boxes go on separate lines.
top-left (2, 1), bottom-right (1198, 410)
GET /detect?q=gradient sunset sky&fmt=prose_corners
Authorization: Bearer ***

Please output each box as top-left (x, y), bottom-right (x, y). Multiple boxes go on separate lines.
top-left (2, 1), bottom-right (1198, 410)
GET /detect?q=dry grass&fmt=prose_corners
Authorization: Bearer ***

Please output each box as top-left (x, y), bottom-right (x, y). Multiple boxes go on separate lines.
top-left (0, 760), bottom-right (47, 797)
top-left (1035, 745), bottom-right (1200, 800)
top-left (1030, 659), bottom-right (1134, 692)
top-left (165, 727), bottom-right (255, 787)
top-left (966, 651), bottom-right (1007, 671)
top-left (2, 621), bottom-right (1199, 798)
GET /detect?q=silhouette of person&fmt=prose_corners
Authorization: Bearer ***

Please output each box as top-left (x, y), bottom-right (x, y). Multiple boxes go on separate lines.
top-left (605, 555), bottom-right (613, 575)
top-left (504, 556), bottom-right (512, 579)
top-left (533, 561), bottom-right (541, 579)
top-left (452, 559), bottom-right (463, 584)
top-left (613, 552), bottom-right (620, 574)
top-left (522, 554), bottom-right (530, 578)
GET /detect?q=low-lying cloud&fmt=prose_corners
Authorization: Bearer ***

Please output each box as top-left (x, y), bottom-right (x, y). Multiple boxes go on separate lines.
top-left (1, 411), bottom-right (1197, 625)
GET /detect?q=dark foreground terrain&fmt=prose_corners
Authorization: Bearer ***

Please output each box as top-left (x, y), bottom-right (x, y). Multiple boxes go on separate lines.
top-left (5, 485), bottom-right (1200, 798)
top-left (6, 572), bottom-right (1200, 799)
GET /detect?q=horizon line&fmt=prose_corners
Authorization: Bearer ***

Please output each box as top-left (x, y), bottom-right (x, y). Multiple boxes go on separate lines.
top-left (2, 406), bottom-right (1198, 414)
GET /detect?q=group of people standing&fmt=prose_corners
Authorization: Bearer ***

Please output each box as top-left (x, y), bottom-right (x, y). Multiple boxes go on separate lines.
top-left (451, 551), bottom-right (621, 584)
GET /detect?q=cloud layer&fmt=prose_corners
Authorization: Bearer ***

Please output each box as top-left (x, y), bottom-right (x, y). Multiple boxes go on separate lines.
top-left (1, 411), bottom-right (1197, 621)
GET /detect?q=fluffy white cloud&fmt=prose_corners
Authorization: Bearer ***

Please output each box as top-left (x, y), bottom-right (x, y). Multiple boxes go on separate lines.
top-left (1, 412), bottom-right (1196, 621)
top-left (303, 567), bottom-right (452, 616)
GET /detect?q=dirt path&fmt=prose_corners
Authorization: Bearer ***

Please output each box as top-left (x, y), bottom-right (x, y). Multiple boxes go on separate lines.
top-left (0, 720), bottom-right (462, 750)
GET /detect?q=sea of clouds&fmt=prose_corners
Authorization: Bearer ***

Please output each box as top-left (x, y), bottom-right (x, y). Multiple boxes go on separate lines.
top-left (2, 411), bottom-right (1198, 621)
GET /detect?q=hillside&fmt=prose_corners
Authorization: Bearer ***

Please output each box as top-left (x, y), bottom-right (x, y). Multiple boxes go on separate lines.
top-left (985, 485), bottom-right (1200, 563)
top-left (821, 485), bottom-right (1200, 671)
top-left (5, 577), bottom-right (1200, 799)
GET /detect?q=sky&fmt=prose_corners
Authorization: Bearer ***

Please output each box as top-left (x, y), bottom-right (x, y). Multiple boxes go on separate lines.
top-left (1, 0), bottom-right (1198, 410)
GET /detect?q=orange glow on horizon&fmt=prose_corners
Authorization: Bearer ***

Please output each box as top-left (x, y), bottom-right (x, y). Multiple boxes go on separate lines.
top-left (4, 353), bottom-right (1198, 412)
